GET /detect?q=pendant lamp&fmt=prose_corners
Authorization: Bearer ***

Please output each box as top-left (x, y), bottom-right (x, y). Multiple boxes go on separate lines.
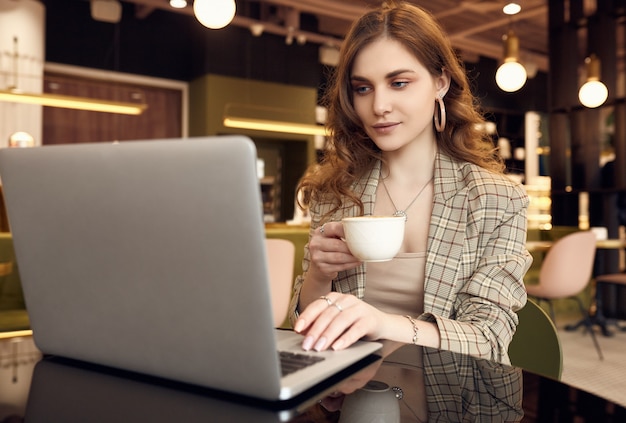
top-left (495, 30), bottom-right (527, 92)
top-left (578, 54), bottom-right (608, 108)
top-left (193, 0), bottom-right (236, 29)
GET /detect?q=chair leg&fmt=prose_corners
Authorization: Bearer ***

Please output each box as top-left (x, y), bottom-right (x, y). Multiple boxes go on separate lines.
top-left (595, 282), bottom-right (626, 336)
top-left (573, 296), bottom-right (604, 360)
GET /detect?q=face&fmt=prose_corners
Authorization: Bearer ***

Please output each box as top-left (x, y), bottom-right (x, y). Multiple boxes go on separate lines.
top-left (350, 37), bottom-right (449, 152)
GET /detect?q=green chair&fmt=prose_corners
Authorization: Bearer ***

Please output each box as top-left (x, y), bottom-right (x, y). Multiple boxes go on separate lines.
top-left (0, 232), bottom-right (30, 332)
top-left (509, 298), bottom-right (563, 380)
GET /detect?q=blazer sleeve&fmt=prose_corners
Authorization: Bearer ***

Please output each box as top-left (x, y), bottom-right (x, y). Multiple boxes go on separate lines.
top-left (287, 208), bottom-right (319, 326)
top-left (423, 176), bottom-right (532, 364)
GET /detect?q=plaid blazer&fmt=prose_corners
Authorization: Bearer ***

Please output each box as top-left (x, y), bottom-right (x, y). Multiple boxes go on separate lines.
top-left (288, 152), bottom-right (531, 364)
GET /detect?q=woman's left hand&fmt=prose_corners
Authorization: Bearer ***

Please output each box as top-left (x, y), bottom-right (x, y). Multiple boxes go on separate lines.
top-left (293, 292), bottom-right (388, 351)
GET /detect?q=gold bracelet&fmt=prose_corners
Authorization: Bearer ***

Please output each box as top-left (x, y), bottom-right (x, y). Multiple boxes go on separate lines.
top-left (404, 315), bottom-right (419, 345)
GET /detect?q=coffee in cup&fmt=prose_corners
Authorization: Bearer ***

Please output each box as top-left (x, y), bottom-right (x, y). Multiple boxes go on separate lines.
top-left (342, 216), bottom-right (405, 262)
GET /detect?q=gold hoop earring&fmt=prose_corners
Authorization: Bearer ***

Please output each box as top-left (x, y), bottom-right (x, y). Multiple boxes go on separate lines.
top-left (434, 95), bottom-right (446, 133)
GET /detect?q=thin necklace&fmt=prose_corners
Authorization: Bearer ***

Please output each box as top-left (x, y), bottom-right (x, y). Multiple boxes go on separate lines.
top-left (380, 175), bottom-right (433, 221)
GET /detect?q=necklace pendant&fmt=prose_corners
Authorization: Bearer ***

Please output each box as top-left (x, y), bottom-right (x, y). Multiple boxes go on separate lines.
top-left (393, 210), bottom-right (407, 221)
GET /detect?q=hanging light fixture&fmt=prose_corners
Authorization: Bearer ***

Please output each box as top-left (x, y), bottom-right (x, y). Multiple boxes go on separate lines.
top-left (578, 54), bottom-right (608, 108)
top-left (223, 116), bottom-right (328, 136)
top-left (0, 89), bottom-right (147, 115)
top-left (495, 30), bottom-right (527, 92)
top-left (193, 0), bottom-right (236, 29)
top-left (222, 103), bottom-right (329, 136)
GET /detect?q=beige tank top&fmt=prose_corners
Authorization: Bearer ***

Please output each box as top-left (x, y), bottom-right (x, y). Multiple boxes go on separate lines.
top-left (363, 252), bottom-right (426, 316)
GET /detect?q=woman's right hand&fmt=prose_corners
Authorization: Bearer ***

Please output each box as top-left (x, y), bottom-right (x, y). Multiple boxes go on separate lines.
top-left (307, 221), bottom-right (361, 281)
top-left (297, 221), bottom-right (362, 321)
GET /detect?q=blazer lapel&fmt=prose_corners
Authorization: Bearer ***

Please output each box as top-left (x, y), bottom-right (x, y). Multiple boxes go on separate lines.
top-left (425, 153), bottom-right (469, 315)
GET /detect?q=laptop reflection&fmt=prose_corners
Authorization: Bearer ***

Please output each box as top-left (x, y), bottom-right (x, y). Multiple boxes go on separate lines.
top-left (25, 357), bottom-right (313, 423)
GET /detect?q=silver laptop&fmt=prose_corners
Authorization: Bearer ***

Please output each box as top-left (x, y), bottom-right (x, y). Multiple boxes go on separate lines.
top-left (0, 136), bottom-right (381, 402)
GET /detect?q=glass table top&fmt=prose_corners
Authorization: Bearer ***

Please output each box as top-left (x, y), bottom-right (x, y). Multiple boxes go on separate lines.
top-left (0, 333), bottom-right (624, 423)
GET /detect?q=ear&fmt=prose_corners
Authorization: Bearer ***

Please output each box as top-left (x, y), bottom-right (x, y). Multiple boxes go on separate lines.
top-left (435, 68), bottom-right (451, 98)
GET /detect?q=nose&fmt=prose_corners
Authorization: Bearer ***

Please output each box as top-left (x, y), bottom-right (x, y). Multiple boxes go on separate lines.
top-left (372, 91), bottom-right (391, 116)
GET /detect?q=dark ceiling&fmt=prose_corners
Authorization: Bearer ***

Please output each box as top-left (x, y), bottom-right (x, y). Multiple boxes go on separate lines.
top-left (122, 0), bottom-right (549, 73)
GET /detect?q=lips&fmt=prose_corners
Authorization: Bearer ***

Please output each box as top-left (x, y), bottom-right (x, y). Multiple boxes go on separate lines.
top-left (371, 122), bottom-right (399, 135)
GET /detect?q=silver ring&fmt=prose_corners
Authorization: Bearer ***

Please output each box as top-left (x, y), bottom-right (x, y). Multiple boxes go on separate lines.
top-left (319, 223), bottom-right (326, 235)
top-left (320, 295), bottom-right (333, 306)
top-left (333, 302), bottom-right (343, 312)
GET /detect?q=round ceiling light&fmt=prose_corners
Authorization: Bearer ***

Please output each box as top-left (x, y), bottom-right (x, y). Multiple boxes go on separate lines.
top-left (496, 61), bottom-right (527, 92)
top-left (578, 55), bottom-right (608, 108)
top-left (193, 0), bottom-right (236, 29)
top-left (579, 80), bottom-right (608, 108)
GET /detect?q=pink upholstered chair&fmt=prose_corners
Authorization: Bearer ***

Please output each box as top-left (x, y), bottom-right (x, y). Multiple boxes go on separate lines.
top-left (265, 238), bottom-right (296, 328)
top-left (525, 231), bottom-right (603, 359)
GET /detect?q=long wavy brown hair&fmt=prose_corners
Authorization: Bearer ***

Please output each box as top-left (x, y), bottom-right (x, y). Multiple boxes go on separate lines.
top-left (298, 1), bottom-right (503, 219)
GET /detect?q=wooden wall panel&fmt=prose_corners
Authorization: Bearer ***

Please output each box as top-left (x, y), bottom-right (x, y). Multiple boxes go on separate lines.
top-left (42, 73), bottom-right (183, 144)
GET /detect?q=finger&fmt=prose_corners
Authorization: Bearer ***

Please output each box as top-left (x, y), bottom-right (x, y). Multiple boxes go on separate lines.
top-left (303, 298), bottom-right (357, 352)
top-left (311, 239), bottom-right (360, 266)
top-left (314, 299), bottom-right (374, 351)
top-left (293, 295), bottom-right (338, 334)
top-left (296, 295), bottom-right (349, 349)
top-left (310, 235), bottom-right (351, 256)
top-left (317, 221), bottom-right (338, 238)
top-left (310, 224), bottom-right (359, 266)
top-left (315, 307), bottom-right (363, 351)
top-left (313, 257), bottom-right (360, 279)
top-left (318, 393), bottom-right (345, 412)
top-left (308, 239), bottom-right (360, 279)
top-left (336, 222), bottom-right (347, 239)
top-left (330, 317), bottom-right (370, 351)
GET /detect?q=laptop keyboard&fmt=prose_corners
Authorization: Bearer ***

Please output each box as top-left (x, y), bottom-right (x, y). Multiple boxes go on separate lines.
top-left (279, 351), bottom-right (325, 376)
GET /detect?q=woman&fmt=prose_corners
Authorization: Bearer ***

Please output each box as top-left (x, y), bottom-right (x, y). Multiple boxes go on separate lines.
top-left (289, 0), bottom-right (531, 365)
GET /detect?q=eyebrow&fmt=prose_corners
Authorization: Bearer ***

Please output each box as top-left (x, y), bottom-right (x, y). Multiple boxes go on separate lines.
top-left (350, 69), bottom-right (416, 82)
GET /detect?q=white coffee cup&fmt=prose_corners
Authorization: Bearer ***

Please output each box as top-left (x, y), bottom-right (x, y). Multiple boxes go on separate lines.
top-left (342, 216), bottom-right (405, 262)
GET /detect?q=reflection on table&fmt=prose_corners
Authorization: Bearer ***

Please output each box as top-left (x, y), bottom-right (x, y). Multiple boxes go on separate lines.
top-left (1, 335), bottom-right (625, 422)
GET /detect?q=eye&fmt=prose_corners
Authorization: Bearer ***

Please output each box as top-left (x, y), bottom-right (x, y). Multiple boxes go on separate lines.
top-left (352, 84), bottom-right (372, 95)
top-left (391, 80), bottom-right (409, 89)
